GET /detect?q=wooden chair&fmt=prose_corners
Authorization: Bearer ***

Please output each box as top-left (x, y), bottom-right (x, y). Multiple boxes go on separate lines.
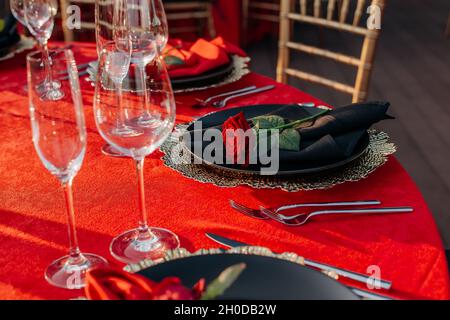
top-left (242, 0), bottom-right (281, 43)
top-left (164, 0), bottom-right (216, 38)
top-left (277, 0), bottom-right (386, 103)
top-left (60, 0), bottom-right (216, 42)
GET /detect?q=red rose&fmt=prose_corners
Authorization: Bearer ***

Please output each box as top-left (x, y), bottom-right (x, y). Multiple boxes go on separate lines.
top-left (152, 277), bottom-right (205, 300)
top-left (222, 112), bottom-right (254, 166)
top-left (85, 267), bottom-right (205, 300)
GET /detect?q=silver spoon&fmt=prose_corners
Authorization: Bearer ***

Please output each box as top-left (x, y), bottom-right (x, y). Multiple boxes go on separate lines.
top-left (260, 206), bottom-right (414, 226)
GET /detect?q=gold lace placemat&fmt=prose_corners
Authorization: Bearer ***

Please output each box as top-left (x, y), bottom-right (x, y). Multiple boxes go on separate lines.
top-left (160, 130), bottom-right (396, 192)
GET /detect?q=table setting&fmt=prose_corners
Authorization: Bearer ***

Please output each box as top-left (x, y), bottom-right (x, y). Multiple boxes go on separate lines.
top-left (0, 0), bottom-right (448, 301)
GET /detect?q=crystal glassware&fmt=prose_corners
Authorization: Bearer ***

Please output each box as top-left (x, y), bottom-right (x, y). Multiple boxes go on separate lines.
top-left (93, 47), bottom-right (179, 264)
top-left (27, 49), bottom-right (108, 289)
top-left (150, 0), bottom-right (169, 53)
top-left (10, 0), bottom-right (26, 25)
top-left (23, 0), bottom-right (63, 100)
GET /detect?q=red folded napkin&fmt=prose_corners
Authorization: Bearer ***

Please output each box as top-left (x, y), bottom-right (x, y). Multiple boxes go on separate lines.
top-left (164, 37), bottom-right (246, 79)
top-left (85, 267), bottom-right (205, 300)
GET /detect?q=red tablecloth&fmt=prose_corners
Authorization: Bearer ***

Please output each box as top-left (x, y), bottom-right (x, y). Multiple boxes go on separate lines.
top-left (0, 43), bottom-right (448, 300)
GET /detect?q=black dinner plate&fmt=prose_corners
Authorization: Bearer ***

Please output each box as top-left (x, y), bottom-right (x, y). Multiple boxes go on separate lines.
top-left (170, 59), bottom-right (234, 90)
top-left (183, 104), bottom-right (370, 176)
top-left (137, 254), bottom-right (359, 300)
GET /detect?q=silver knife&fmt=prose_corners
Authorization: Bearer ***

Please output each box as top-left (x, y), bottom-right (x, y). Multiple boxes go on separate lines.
top-left (205, 232), bottom-right (392, 290)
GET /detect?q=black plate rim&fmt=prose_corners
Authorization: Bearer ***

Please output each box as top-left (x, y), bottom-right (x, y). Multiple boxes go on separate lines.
top-left (171, 59), bottom-right (234, 85)
top-left (184, 105), bottom-right (370, 176)
top-left (136, 253), bottom-right (359, 300)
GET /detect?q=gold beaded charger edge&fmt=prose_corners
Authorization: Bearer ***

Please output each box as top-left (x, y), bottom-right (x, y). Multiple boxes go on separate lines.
top-left (160, 129), bottom-right (397, 192)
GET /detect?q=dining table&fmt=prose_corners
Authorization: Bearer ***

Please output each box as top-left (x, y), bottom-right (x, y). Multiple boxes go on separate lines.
top-left (0, 42), bottom-right (448, 300)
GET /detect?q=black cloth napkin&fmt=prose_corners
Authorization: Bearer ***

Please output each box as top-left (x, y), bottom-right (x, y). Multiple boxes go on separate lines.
top-left (270, 101), bottom-right (393, 163)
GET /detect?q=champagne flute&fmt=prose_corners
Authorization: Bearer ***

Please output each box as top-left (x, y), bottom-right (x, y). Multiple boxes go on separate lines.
top-left (96, 0), bottom-right (142, 156)
top-left (127, 0), bottom-right (160, 127)
top-left (94, 48), bottom-right (179, 264)
top-left (23, 0), bottom-right (63, 100)
top-left (104, 1), bottom-right (142, 137)
top-left (27, 49), bottom-right (108, 289)
top-left (10, 0), bottom-right (26, 25)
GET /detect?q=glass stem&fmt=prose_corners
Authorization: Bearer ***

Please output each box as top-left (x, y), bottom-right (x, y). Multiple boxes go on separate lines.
top-left (40, 40), bottom-right (54, 87)
top-left (115, 81), bottom-right (126, 127)
top-left (135, 159), bottom-right (150, 236)
top-left (138, 63), bottom-right (150, 116)
top-left (62, 179), bottom-right (82, 261)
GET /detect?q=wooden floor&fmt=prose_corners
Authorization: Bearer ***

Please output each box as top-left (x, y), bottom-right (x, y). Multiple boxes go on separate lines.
top-left (245, 0), bottom-right (450, 248)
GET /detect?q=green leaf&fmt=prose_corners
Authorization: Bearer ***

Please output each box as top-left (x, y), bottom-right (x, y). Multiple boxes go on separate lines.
top-left (279, 128), bottom-right (301, 151)
top-left (251, 115), bottom-right (284, 129)
top-left (201, 263), bottom-right (246, 300)
top-left (164, 55), bottom-right (185, 66)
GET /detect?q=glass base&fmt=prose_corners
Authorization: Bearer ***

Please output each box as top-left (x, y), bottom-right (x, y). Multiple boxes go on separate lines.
top-left (45, 253), bottom-right (108, 289)
top-left (110, 125), bottom-right (143, 137)
top-left (110, 227), bottom-right (180, 264)
top-left (101, 144), bottom-right (128, 158)
top-left (38, 80), bottom-right (64, 101)
top-left (135, 113), bottom-right (162, 128)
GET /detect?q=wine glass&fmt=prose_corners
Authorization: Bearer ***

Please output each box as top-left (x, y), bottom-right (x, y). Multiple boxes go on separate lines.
top-left (27, 49), bottom-right (108, 289)
top-left (94, 48), bottom-right (179, 264)
top-left (10, 0), bottom-right (26, 25)
top-left (23, 0), bottom-right (63, 100)
top-left (149, 0), bottom-right (169, 53)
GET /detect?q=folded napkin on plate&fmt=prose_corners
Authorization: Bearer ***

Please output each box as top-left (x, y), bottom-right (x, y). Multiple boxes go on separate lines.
top-left (164, 37), bottom-right (246, 79)
top-left (270, 101), bottom-right (394, 163)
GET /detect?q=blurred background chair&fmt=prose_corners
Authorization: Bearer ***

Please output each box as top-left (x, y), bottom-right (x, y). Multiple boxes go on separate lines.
top-left (60, 0), bottom-right (216, 42)
top-left (242, 0), bottom-right (280, 44)
top-left (277, 0), bottom-right (386, 103)
top-left (164, 0), bottom-right (216, 38)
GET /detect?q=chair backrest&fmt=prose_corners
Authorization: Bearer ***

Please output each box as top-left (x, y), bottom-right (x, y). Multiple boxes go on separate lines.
top-left (242, 0), bottom-right (281, 24)
top-left (164, 1), bottom-right (215, 38)
top-left (277, 0), bottom-right (386, 103)
top-left (60, 0), bottom-right (215, 41)
top-left (242, 0), bottom-right (280, 44)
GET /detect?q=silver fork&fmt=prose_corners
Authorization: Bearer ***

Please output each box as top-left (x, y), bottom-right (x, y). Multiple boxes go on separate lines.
top-left (260, 206), bottom-right (414, 226)
top-left (212, 85), bottom-right (276, 108)
top-left (229, 199), bottom-right (381, 220)
top-left (193, 86), bottom-right (257, 108)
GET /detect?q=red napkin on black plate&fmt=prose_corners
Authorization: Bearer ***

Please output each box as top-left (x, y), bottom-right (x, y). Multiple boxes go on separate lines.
top-left (164, 37), bottom-right (247, 79)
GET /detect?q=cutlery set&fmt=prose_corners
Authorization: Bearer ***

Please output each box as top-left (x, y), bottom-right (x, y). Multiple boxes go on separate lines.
top-left (230, 199), bottom-right (413, 226)
top-left (206, 200), bottom-right (414, 299)
top-left (193, 85), bottom-right (275, 108)
top-left (205, 232), bottom-right (393, 300)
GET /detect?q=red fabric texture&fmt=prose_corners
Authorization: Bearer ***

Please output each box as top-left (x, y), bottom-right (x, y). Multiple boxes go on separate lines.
top-left (0, 43), bottom-right (448, 300)
top-left (165, 37), bottom-right (246, 78)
